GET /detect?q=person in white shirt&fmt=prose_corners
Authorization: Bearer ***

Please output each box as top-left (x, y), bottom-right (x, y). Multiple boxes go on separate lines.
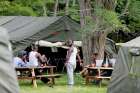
top-left (65, 40), bottom-right (78, 85)
top-left (29, 45), bottom-right (50, 83)
top-left (29, 46), bottom-right (43, 67)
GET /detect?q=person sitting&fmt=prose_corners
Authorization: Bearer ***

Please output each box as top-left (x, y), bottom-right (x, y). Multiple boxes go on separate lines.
top-left (28, 45), bottom-right (50, 84)
top-left (13, 50), bottom-right (27, 67)
top-left (80, 53), bottom-right (98, 77)
top-left (41, 54), bottom-right (48, 66)
top-left (100, 52), bottom-right (113, 77)
top-left (28, 45), bottom-right (43, 67)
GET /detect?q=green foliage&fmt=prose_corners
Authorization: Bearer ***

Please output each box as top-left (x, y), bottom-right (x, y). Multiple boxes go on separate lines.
top-left (128, 0), bottom-right (140, 32)
top-left (0, 0), bottom-right (139, 34)
top-left (0, 1), bottom-right (37, 16)
top-left (20, 74), bottom-right (107, 93)
top-left (10, 5), bottom-right (36, 16)
top-left (97, 9), bottom-right (120, 28)
top-left (82, 16), bottom-right (96, 36)
top-left (68, 5), bottom-right (80, 22)
top-left (116, 0), bottom-right (140, 32)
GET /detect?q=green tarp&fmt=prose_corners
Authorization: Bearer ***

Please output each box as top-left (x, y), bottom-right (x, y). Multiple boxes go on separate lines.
top-left (0, 16), bottom-right (117, 57)
top-left (0, 16), bottom-right (81, 51)
top-left (108, 36), bottom-right (140, 93)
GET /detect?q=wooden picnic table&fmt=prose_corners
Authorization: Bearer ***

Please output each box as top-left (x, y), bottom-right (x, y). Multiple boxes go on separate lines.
top-left (84, 66), bottom-right (114, 85)
top-left (15, 66), bottom-right (57, 88)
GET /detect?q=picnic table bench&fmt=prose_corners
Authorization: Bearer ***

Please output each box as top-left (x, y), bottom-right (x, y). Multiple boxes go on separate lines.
top-left (84, 66), bottom-right (113, 86)
top-left (15, 66), bottom-right (62, 88)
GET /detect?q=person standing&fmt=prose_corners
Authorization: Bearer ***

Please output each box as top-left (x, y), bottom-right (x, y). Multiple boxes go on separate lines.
top-left (65, 40), bottom-right (78, 85)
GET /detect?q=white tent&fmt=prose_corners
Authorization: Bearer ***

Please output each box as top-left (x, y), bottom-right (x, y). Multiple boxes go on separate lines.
top-left (121, 36), bottom-right (140, 47)
top-left (35, 40), bottom-right (82, 48)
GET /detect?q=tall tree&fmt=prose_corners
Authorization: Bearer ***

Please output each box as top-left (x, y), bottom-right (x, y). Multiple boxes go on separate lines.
top-left (79, 0), bottom-right (122, 65)
top-left (78, 0), bottom-right (93, 65)
top-left (54, 0), bottom-right (59, 16)
top-left (65, 0), bottom-right (70, 15)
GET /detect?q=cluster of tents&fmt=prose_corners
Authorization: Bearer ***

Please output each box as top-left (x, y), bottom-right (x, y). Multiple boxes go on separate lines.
top-left (0, 16), bottom-right (139, 93)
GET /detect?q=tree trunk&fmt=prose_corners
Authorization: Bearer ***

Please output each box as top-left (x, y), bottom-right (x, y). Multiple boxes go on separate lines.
top-left (43, 4), bottom-right (47, 16)
top-left (79, 0), bottom-right (93, 65)
top-left (65, 0), bottom-right (70, 15)
top-left (85, 0), bottom-right (92, 16)
top-left (79, 0), bottom-right (115, 65)
top-left (82, 33), bottom-right (93, 65)
top-left (79, 0), bottom-right (86, 27)
top-left (92, 31), bottom-right (107, 59)
top-left (72, 0), bottom-right (76, 6)
top-left (54, 0), bottom-right (59, 16)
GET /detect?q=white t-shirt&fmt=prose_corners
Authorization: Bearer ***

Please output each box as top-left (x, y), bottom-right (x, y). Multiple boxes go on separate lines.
top-left (29, 51), bottom-right (38, 67)
top-left (95, 59), bottom-right (116, 67)
top-left (67, 46), bottom-right (77, 65)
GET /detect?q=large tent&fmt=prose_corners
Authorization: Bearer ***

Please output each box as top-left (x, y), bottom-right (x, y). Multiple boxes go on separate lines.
top-left (108, 36), bottom-right (140, 93)
top-left (0, 16), bottom-right (117, 71)
top-left (0, 16), bottom-right (81, 51)
top-left (0, 16), bottom-right (117, 56)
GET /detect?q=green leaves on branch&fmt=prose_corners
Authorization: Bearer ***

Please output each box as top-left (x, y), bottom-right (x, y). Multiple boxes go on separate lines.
top-left (95, 8), bottom-right (128, 32)
top-left (0, 1), bottom-right (36, 16)
top-left (128, 0), bottom-right (140, 31)
top-left (129, 0), bottom-right (140, 19)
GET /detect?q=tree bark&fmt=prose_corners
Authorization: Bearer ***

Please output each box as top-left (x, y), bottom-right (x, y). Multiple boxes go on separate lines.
top-left (42, 2), bottom-right (47, 16)
top-left (65, 0), bottom-right (70, 15)
top-left (79, 0), bottom-right (116, 65)
top-left (79, 0), bottom-right (86, 28)
top-left (79, 0), bottom-right (93, 65)
top-left (54, 0), bottom-right (59, 16)
top-left (92, 31), bottom-right (107, 59)
top-left (72, 0), bottom-right (76, 7)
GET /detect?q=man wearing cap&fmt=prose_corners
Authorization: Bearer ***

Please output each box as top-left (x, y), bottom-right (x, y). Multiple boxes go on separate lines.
top-left (65, 40), bottom-right (78, 85)
top-left (13, 50), bottom-right (27, 67)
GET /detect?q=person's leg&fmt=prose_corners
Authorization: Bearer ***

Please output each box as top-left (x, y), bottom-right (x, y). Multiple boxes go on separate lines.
top-left (35, 69), bottom-right (50, 83)
top-left (66, 63), bottom-right (74, 85)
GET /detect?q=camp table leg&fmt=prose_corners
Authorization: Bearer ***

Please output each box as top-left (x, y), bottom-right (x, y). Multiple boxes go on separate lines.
top-left (31, 68), bottom-right (37, 88)
top-left (99, 79), bottom-right (102, 88)
top-left (50, 67), bottom-right (54, 74)
top-left (85, 76), bottom-right (89, 84)
top-left (98, 68), bottom-right (102, 87)
top-left (98, 68), bottom-right (101, 77)
top-left (52, 77), bottom-right (55, 84)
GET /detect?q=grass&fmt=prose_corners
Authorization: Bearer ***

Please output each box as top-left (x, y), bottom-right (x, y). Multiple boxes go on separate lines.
top-left (20, 73), bottom-right (108, 93)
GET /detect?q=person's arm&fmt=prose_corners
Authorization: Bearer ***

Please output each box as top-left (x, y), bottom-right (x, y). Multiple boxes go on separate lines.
top-left (36, 53), bottom-right (44, 63)
top-left (77, 53), bottom-right (82, 66)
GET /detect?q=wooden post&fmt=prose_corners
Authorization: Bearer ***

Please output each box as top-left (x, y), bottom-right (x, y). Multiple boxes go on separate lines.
top-left (31, 68), bottom-right (37, 88)
top-left (50, 67), bottom-right (54, 74)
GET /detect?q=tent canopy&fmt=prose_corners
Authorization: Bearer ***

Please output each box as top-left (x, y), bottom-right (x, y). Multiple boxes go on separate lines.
top-left (0, 16), bottom-right (117, 57)
top-left (108, 36), bottom-right (140, 93)
top-left (35, 40), bottom-right (82, 48)
top-left (0, 16), bottom-right (81, 51)
top-left (121, 36), bottom-right (140, 47)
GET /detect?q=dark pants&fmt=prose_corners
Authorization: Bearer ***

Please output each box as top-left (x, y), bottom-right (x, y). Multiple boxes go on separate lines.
top-left (35, 69), bottom-right (50, 83)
